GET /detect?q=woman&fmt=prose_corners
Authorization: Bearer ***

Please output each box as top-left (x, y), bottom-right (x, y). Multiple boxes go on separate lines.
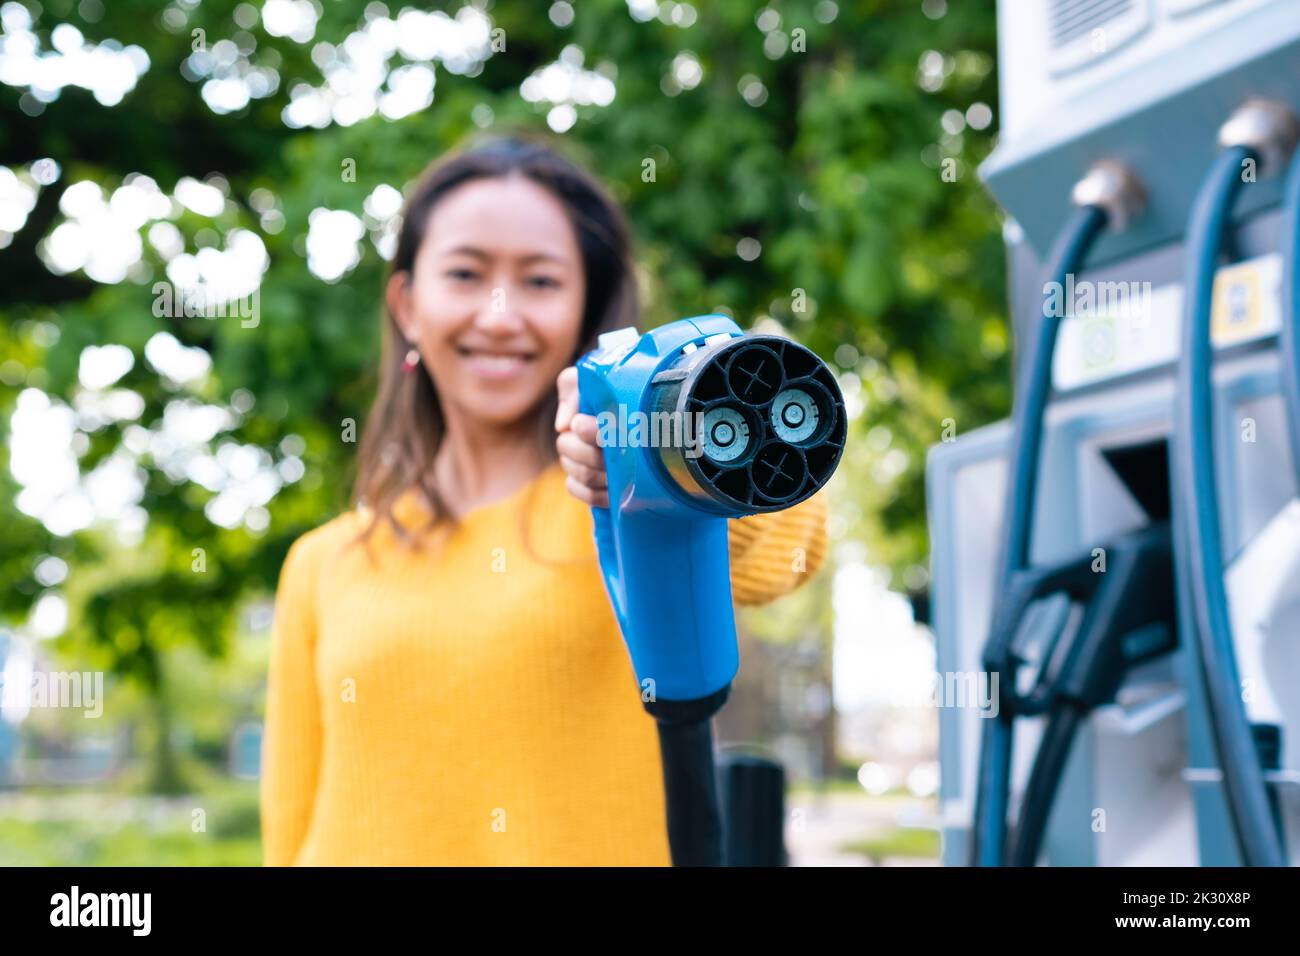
top-left (260, 137), bottom-right (828, 866)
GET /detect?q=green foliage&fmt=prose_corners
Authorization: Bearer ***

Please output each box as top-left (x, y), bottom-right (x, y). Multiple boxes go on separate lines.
top-left (0, 780), bottom-right (263, 865)
top-left (0, 1), bottom-right (1007, 714)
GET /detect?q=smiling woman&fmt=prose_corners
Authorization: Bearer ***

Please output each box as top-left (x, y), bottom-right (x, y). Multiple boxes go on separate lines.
top-left (259, 137), bottom-right (829, 866)
top-left (394, 175), bottom-right (585, 426)
top-left (353, 137), bottom-right (636, 534)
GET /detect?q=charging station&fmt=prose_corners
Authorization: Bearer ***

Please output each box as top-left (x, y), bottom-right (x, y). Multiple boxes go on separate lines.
top-left (928, 0), bottom-right (1300, 865)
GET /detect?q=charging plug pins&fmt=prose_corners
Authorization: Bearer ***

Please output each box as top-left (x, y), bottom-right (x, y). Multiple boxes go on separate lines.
top-left (700, 406), bottom-right (752, 463)
top-left (770, 388), bottom-right (821, 443)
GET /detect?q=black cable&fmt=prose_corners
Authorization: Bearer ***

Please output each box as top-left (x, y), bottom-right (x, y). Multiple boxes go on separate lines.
top-left (1008, 705), bottom-right (1083, 866)
top-left (655, 718), bottom-right (724, 866)
top-left (1282, 144), bottom-right (1300, 487)
top-left (1174, 145), bottom-right (1286, 867)
top-left (969, 202), bottom-right (1108, 867)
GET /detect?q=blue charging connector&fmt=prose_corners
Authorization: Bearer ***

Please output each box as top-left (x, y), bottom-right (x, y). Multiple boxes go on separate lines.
top-left (577, 315), bottom-right (846, 864)
top-left (578, 315), bottom-right (846, 706)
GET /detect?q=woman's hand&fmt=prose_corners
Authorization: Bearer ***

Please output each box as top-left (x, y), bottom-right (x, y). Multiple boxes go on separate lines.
top-left (555, 367), bottom-right (609, 508)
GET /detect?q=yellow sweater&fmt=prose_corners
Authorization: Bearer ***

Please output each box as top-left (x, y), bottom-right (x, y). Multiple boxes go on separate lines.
top-left (260, 459), bottom-right (827, 866)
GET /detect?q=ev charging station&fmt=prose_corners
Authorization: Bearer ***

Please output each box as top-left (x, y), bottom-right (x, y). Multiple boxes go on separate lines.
top-left (927, 0), bottom-right (1300, 865)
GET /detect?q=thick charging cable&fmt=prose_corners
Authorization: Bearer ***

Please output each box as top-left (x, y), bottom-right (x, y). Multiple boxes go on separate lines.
top-left (969, 162), bottom-right (1142, 866)
top-left (969, 202), bottom-right (1104, 867)
top-left (1173, 101), bottom-right (1298, 868)
top-left (1273, 125), bottom-right (1300, 861)
top-left (1283, 127), bottom-right (1300, 488)
top-left (648, 692), bottom-right (730, 866)
top-left (1264, 107), bottom-right (1300, 858)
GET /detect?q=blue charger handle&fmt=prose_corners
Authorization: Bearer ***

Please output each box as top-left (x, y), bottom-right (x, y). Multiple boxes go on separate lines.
top-left (575, 393), bottom-right (629, 637)
top-left (577, 317), bottom-right (846, 867)
top-left (576, 317), bottom-right (745, 704)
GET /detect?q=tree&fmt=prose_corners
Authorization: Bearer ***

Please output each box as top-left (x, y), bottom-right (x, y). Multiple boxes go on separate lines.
top-left (0, 0), bottom-right (1006, 789)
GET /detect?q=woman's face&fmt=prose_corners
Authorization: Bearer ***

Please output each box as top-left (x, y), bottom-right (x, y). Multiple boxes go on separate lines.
top-left (390, 173), bottom-right (586, 431)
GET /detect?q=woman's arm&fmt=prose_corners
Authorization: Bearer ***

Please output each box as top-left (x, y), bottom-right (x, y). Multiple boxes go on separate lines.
top-left (727, 490), bottom-right (829, 606)
top-left (260, 534), bottom-right (325, 866)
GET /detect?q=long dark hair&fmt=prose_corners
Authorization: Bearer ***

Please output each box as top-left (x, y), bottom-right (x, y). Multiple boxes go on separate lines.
top-left (353, 136), bottom-right (639, 545)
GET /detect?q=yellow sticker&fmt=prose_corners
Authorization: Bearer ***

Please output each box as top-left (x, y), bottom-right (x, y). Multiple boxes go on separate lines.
top-left (1211, 262), bottom-right (1261, 344)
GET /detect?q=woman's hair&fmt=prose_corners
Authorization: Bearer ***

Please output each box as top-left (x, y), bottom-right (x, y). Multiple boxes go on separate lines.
top-left (353, 135), bottom-right (639, 545)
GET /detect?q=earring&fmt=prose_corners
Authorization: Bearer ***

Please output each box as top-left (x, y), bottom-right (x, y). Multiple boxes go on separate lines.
top-left (402, 346), bottom-right (420, 373)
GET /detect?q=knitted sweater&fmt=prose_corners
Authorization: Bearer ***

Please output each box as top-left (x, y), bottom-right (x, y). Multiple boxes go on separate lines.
top-left (260, 459), bottom-right (827, 866)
